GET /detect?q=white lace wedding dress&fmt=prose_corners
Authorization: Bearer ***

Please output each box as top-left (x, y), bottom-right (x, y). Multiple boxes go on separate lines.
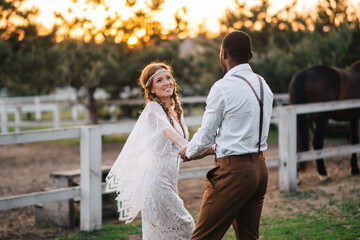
top-left (105, 101), bottom-right (195, 240)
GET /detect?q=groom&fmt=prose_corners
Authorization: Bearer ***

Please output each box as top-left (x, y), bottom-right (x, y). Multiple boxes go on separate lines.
top-left (180, 30), bottom-right (273, 240)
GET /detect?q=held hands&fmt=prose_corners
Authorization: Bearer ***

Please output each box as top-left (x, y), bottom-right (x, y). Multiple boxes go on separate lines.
top-left (179, 147), bottom-right (191, 162)
top-left (179, 146), bottom-right (215, 162)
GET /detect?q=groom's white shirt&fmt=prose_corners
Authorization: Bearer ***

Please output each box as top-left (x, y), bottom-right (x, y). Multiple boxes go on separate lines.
top-left (186, 63), bottom-right (274, 158)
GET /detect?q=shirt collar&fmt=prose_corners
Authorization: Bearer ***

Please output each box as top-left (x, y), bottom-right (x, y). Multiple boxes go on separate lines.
top-left (223, 63), bottom-right (252, 79)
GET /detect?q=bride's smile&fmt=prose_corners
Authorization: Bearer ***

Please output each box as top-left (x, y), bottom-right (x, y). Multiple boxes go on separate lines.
top-left (151, 70), bottom-right (174, 100)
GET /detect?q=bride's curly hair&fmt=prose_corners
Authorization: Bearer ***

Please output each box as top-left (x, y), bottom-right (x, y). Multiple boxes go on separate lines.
top-left (139, 62), bottom-right (187, 137)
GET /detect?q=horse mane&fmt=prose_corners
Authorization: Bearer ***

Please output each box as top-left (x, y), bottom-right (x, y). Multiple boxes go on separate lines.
top-left (350, 60), bottom-right (360, 72)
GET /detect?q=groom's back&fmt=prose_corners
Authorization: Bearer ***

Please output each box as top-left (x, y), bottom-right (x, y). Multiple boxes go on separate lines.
top-left (212, 69), bottom-right (273, 155)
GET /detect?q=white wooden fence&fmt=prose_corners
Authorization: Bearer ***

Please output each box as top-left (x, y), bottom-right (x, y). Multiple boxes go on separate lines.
top-left (0, 99), bottom-right (86, 133)
top-left (0, 99), bottom-right (359, 231)
top-left (277, 99), bottom-right (360, 192)
top-left (0, 115), bottom-right (204, 231)
top-left (0, 94), bottom-right (288, 133)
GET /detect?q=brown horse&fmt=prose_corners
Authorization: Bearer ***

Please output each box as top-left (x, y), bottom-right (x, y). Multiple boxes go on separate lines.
top-left (288, 60), bottom-right (360, 178)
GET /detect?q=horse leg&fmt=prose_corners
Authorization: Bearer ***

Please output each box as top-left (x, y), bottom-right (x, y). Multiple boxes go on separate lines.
top-left (313, 118), bottom-right (328, 177)
top-left (298, 114), bottom-right (311, 172)
top-left (349, 118), bottom-right (360, 175)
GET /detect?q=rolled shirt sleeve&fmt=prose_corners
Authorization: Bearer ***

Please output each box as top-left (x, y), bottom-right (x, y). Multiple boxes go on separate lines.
top-left (186, 84), bottom-right (224, 158)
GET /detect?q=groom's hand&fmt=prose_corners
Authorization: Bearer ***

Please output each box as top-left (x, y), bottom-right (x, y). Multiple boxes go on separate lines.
top-left (179, 147), bottom-right (191, 162)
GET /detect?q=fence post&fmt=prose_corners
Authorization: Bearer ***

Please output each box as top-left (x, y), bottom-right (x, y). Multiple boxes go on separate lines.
top-left (80, 126), bottom-right (102, 231)
top-left (53, 105), bottom-right (60, 128)
top-left (14, 105), bottom-right (22, 132)
top-left (71, 105), bottom-right (78, 121)
top-left (278, 106), bottom-right (297, 193)
top-left (0, 101), bottom-right (8, 134)
top-left (34, 98), bottom-right (41, 121)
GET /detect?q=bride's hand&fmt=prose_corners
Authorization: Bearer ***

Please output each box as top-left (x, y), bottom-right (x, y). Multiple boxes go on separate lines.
top-left (179, 147), bottom-right (191, 162)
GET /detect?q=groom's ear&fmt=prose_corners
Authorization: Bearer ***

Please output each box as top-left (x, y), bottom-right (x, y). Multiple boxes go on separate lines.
top-left (223, 49), bottom-right (228, 60)
top-left (249, 51), bottom-right (253, 61)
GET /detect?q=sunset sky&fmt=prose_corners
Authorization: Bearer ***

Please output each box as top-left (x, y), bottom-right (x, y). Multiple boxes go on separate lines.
top-left (22, 1), bottom-right (323, 32)
top-left (21, 0), bottom-right (360, 40)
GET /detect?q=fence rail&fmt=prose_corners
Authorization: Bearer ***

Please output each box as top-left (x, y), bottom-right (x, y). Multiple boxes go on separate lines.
top-left (0, 187), bottom-right (81, 211)
top-left (1, 98), bottom-right (359, 231)
top-left (0, 114), bottom-right (216, 231)
top-left (0, 94), bottom-right (288, 133)
top-left (277, 99), bottom-right (360, 192)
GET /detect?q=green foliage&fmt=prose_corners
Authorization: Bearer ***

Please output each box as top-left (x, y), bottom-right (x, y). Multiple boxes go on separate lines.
top-left (0, 39), bottom-right (12, 88)
top-left (103, 37), bottom-right (222, 98)
top-left (0, 1), bottom-right (63, 95)
top-left (58, 39), bottom-right (129, 92)
top-left (259, 201), bottom-right (360, 239)
top-left (177, 37), bottom-right (223, 96)
top-left (56, 39), bottom-right (132, 123)
top-left (250, 22), bottom-right (356, 92)
top-left (219, 0), bottom-right (360, 93)
top-left (60, 196), bottom-right (359, 239)
top-left (1, 0), bottom-right (360, 114)
top-left (1, 27), bottom-right (63, 95)
top-left (0, 0), bottom-right (39, 38)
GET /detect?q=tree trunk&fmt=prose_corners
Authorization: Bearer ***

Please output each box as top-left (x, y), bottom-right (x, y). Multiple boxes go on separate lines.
top-left (87, 88), bottom-right (98, 124)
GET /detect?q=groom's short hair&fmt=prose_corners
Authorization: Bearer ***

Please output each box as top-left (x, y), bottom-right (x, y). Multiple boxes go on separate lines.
top-left (222, 30), bottom-right (252, 63)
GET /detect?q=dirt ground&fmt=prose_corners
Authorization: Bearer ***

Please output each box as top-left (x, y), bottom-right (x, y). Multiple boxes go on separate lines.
top-left (0, 141), bottom-right (359, 240)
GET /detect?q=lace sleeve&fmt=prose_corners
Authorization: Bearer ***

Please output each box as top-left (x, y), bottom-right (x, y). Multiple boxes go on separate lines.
top-left (145, 101), bottom-right (173, 131)
top-left (105, 101), bottom-right (174, 223)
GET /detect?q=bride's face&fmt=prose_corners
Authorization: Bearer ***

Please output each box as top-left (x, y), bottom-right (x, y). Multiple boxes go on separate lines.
top-left (151, 69), bottom-right (174, 100)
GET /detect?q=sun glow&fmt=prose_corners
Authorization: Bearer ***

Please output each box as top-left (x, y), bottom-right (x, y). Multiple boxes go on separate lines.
top-left (127, 35), bottom-right (139, 46)
top-left (135, 28), bottom-right (146, 38)
top-left (22, 0), bottom-right (240, 40)
top-left (21, 0), bottom-right (360, 45)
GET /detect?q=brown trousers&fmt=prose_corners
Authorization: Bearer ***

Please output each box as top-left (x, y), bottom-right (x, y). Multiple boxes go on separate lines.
top-left (190, 153), bottom-right (268, 240)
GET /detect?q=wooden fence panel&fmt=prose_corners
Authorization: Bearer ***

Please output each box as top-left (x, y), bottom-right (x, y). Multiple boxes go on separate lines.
top-left (278, 106), bottom-right (297, 193)
top-left (1, 98), bottom-right (359, 230)
top-left (80, 126), bottom-right (102, 231)
top-left (0, 187), bottom-right (80, 211)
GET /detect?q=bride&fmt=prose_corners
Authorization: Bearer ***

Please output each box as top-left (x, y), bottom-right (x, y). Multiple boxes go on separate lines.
top-left (105, 62), bottom-right (195, 239)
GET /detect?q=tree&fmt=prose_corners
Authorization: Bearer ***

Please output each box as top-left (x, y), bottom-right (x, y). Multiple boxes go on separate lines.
top-left (219, 0), bottom-right (274, 53)
top-left (0, 0), bottom-right (64, 96)
top-left (314, 0), bottom-right (349, 33)
top-left (0, 0), bottom-right (38, 40)
top-left (53, 0), bottom-right (167, 46)
top-left (168, 6), bottom-right (189, 39)
top-left (2, 25), bottom-right (63, 96)
top-left (0, 39), bottom-right (12, 91)
top-left (217, 0), bottom-right (360, 93)
top-left (58, 38), bottom-right (132, 124)
top-left (219, 0), bottom-right (312, 53)
top-left (51, 0), bottom-right (197, 122)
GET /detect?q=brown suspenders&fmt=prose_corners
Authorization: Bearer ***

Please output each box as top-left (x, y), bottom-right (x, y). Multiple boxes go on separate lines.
top-left (213, 74), bottom-right (265, 155)
top-left (232, 74), bottom-right (264, 154)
